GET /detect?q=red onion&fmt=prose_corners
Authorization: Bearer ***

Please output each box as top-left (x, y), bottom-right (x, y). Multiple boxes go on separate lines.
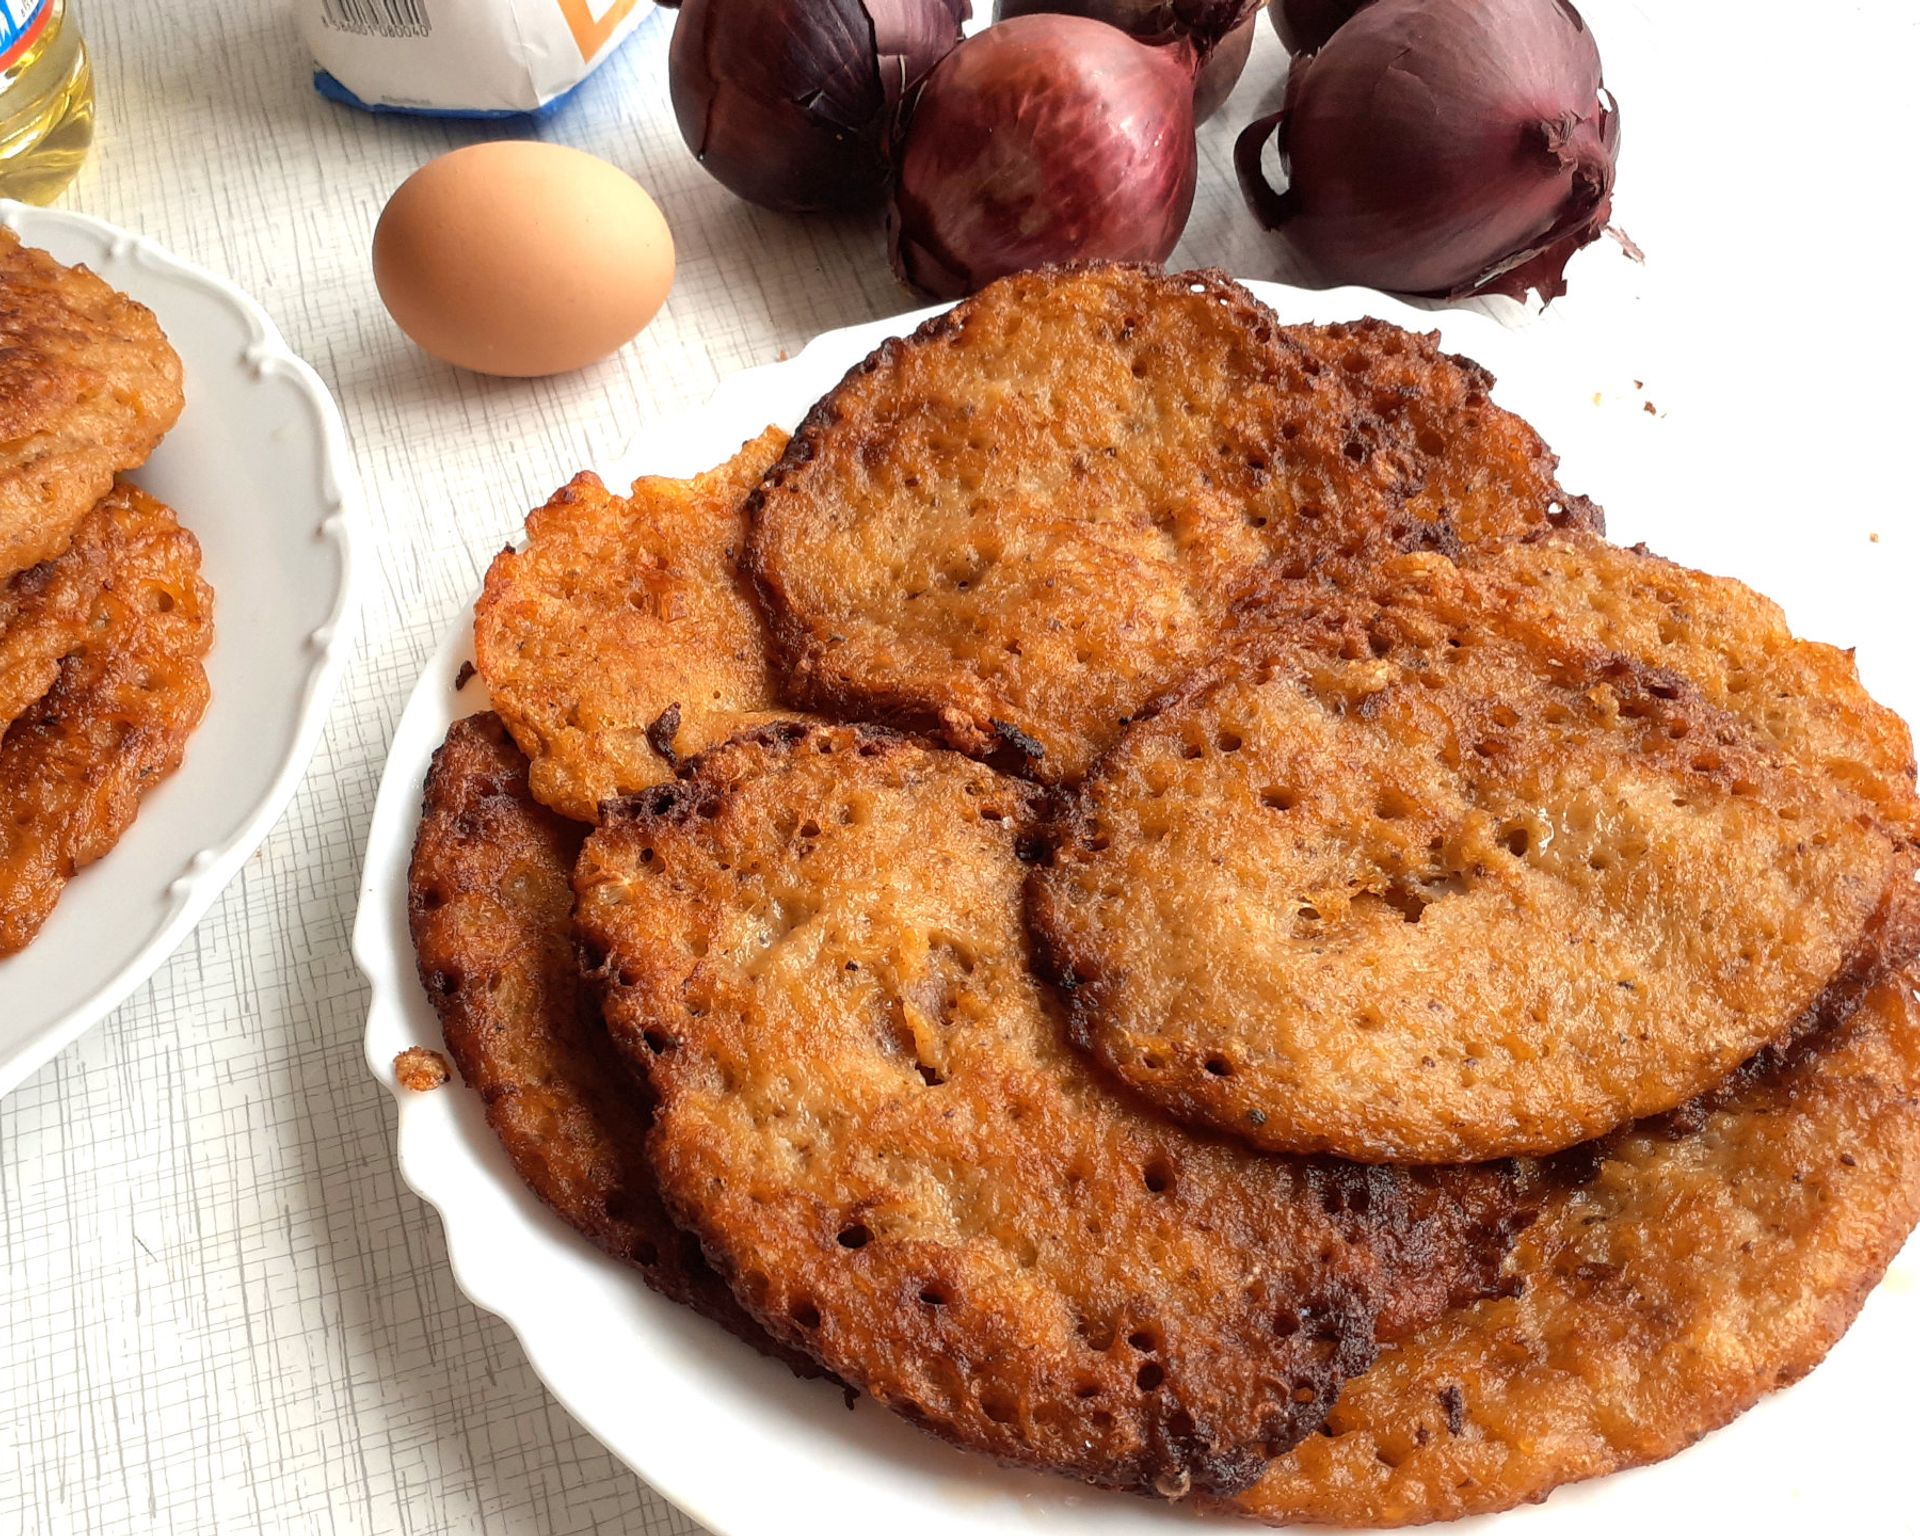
top-left (890, 15), bottom-right (1199, 299)
top-left (1236, 0), bottom-right (1620, 302)
top-left (667, 0), bottom-right (969, 214)
top-left (993, 0), bottom-right (1264, 121)
top-left (1267, 0), bottom-right (1370, 55)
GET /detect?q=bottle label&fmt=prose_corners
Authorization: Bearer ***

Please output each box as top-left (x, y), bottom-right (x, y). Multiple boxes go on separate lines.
top-left (0, 0), bottom-right (52, 73)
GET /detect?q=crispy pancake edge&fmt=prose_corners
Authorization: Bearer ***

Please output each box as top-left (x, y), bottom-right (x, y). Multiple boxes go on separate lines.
top-left (404, 711), bottom-right (824, 1374)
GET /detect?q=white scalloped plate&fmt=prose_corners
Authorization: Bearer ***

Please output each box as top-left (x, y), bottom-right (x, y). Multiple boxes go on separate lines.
top-left (0, 201), bottom-right (361, 1096)
top-left (357, 286), bottom-right (1920, 1536)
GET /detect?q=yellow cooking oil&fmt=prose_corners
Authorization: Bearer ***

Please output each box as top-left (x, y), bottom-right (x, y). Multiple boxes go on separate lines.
top-left (0, 0), bottom-right (92, 204)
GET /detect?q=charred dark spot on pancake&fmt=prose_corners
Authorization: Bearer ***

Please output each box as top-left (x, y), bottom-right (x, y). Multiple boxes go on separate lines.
top-left (990, 718), bottom-right (1046, 764)
top-left (646, 702), bottom-right (681, 765)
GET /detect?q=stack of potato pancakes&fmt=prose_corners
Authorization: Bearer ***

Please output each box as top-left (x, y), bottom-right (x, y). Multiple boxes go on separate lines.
top-left (1, 230), bottom-right (212, 958)
top-left (408, 265), bottom-right (1920, 1527)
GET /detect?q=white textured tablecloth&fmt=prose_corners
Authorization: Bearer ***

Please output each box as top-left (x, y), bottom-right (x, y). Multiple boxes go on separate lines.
top-left (4, 3), bottom-right (1916, 1532)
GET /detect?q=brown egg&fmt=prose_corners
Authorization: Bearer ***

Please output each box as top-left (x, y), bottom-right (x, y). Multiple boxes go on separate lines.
top-left (373, 142), bottom-right (674, 378)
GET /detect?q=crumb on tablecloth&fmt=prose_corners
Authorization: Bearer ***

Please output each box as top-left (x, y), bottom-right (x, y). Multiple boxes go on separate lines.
top-left (394, 1046), bottom-right (450, 1091)
top-left (454, 661), bottom-right (476, 691)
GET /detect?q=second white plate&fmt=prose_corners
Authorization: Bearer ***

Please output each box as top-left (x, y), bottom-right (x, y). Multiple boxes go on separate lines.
top-left (0, 201), bottom-right (361, 1096)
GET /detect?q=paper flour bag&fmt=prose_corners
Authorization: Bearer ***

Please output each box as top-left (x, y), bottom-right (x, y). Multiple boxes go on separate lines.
top-left (301, 0), bottom-right (649, 117)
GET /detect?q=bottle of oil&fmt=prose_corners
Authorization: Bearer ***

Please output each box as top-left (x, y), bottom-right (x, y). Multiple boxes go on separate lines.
top-left (0, 0), bottom-right (92, 204)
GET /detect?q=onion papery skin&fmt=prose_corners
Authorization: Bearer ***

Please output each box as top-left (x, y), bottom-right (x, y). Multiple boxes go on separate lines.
top-left (669, 0), bottom-right (969, 214)
top-left (890, 16), bottom-right (1200, 299)
top-left (993, 0), bottom-right (1265, 121)
top-left (1236, 0), bottom-right (1620, 303)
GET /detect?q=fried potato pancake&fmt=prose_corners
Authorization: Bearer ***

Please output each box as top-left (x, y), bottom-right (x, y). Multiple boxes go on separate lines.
top-left (0, 230), bottom-right (185, 580)
top-left (1471, 530), bottom-right (1920, 841)
top-left (0, 484), bottom-right (211, 955)
top-left (1227, 969), bottom-right (1920, 1526)
top-left (405, 711), bottom-right (820, 1370)
top-left (1284, 318), bottom-right (1598, 555)
top-left (1031, 552), bottom-right (1920, 1163)
top-left (1, 482), bottom-right (173, 727)
top-left (745, 265), bottom-right (1587, 786)
top-left (474, 428), bottom-right (795, 823)
top-left (574, 723), bottom-right (1535, 1499)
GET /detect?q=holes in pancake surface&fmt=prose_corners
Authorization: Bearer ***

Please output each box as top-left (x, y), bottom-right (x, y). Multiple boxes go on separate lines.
top-left (920, 1282), bottom-right (950, 1308)
top-left (1143, 1157), bottom-right (1176, 1195)
top-left (1261, 785), bottom-right (1299, 812)
top-left (837, 1222), bottom-right (872, 1250)
top-left (1079, 1317), bottom-right (1117, 1352)
top-left (981, 1389), bottom-right (1018, 1425)
top-left (1374, 789), bottom-right (1415, 821)
top-left (1136, 1362), bottom-right (1166, 1391)
top-left (1374, 884), bottom-right (1430, 924)
top-left (790, 1299), bottom-right (821, 1329)
top-left (1204, 1054), bottom-right (1234, 1078)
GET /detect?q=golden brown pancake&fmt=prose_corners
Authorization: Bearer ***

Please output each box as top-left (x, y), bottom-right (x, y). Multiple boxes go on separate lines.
top-left (1, 481), bottom-right (170, 728)
top-left (0, 484), bottom-right (211, 955)
top-left (745, 265), bottom-right (1589, 786)
top-left (405, 711), bottom-right (823, 1370)
top-left (1469, 529), bottom-right (1920, 841)
top-left (1031, 551), bottom-right (1920, 1163)
top-left (0, 230), bottom-right (185, 580)
top-left (1226, 969), bottom-right (1920, 1526)
top-left (574, 723), bottom-right (1532, 1498)
top-left (474, 429), bottom-right (797, 823)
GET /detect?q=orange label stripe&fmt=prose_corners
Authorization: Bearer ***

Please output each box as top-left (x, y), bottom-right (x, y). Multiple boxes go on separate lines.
top-left (553, 0), bottom-right (639, 64)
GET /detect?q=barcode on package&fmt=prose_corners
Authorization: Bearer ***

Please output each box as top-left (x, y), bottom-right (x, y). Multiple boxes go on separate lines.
top-left (318, 0), bottom-right (429, 39)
